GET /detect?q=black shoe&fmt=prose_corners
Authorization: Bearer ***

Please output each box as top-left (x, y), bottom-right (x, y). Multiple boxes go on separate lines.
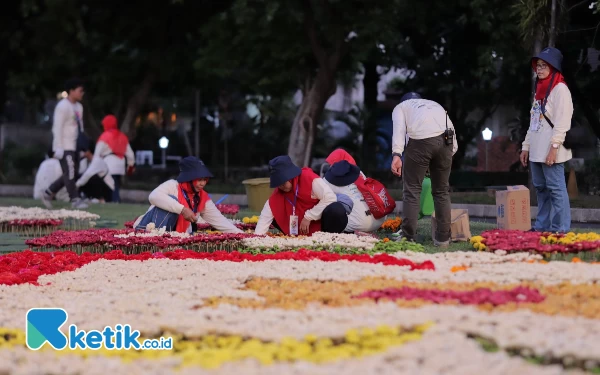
top-left (391, 230), bottom-right (415, 243)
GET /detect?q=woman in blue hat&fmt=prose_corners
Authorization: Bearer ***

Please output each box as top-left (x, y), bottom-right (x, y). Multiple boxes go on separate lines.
top-left (255, 155), bottom-right (348, 235)
top-left (520, 47), bottom-right (573, 232)
top-left (134, 157), bottom-right (242, 233)
top-left (323, 160), bottom-right (385, 233)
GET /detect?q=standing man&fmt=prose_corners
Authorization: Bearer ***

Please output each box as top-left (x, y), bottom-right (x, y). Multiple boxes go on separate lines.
top-left (41, 78), bottom-right (88, 209)
top-left (390, 92), bottom-right (457, 247)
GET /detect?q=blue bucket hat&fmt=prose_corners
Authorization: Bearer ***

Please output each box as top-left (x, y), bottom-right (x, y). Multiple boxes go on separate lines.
top-left (268, 155), bottom-right (302, 188)
top-left (324, 160), bottom-right (361, 187)
top-left (176, 156), bottom-right (213, 183)
top-left (532, 47), bottom-right (563, 73)
top-left (400, 92), bottom-right (422, 103)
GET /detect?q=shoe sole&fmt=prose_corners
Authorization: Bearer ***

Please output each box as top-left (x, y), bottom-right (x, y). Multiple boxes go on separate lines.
top-left (41, 196), bottom-right (53, 209)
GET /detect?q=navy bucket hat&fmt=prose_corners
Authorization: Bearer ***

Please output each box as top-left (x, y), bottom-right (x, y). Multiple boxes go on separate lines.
top-left (400, 92), bottom-right (422, 103)
top-left (176, 156), bottom-right (213, 183)
top-left (268, 155), bottom-right (302, 188)
top-left (532, 47), bottom-right (563, 73)
top-left (324, 160), bottom-right (361, 187)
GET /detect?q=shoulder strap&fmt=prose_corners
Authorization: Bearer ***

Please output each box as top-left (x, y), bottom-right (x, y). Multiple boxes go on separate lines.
top-left (540, 72), bottom-right (557, 129)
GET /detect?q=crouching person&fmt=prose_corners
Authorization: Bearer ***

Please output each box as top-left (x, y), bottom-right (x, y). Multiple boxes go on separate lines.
top-left (76, 146), bottom-right (115, 203)
top-left (324, 160), bottom-right (386, 233)
top-left (255, 155), bottom-right (349, 236)
top-left (134, 157), bottom-right (242, 233)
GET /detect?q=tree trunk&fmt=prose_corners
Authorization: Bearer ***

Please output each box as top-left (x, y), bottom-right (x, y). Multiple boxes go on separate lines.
top-left (549, 0), bottom-right (557, 47)
top-left (121, 71), bottom-right (156, 137)
top-left (287, 70), bottom-right (336, 166)
top-left (362, 61), bottom-right (379, 167)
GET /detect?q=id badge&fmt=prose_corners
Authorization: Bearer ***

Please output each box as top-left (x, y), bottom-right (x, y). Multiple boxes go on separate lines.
top-left (289, 215), bottom-right (299, 236)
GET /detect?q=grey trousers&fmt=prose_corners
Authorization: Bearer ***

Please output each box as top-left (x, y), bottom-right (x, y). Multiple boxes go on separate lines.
top-left (48, 151), bottom-right (79, 200)
top-left (401, 134), bottom-right (452, 242)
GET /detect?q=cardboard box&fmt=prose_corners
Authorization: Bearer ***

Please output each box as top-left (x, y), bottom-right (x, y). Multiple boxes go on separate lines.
top-left (496, 185), bottom-right (531, 230)
top-left (431, 209), bottom-right (472, 242)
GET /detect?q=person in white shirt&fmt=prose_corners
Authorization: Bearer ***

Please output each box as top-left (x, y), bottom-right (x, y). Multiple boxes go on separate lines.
top-left (95, 115), bottom-right (135, 203)
top-left (133, 157), bottom-right (242, 234)
top-left (323, 159), bottom-right (384, 233)
top-left (34, 150), bottom-right (72, 203)
top-left (76, 143), bottom-right (115, 203)
top-left (520, 47), bottom-right (573, 233)
top-left (42, 78), bottom-right (88, 209)
top-left (390, 93), bottom-right (458, 247)
top-left (254, 155), bottom-right (348, 236)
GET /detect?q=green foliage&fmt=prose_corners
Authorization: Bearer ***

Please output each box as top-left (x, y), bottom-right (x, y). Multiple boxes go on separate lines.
top-left (0, 141), bottom-right (46, 181)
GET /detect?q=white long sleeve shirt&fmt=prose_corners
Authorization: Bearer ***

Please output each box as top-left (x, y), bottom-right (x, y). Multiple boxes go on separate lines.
top-left (135, 179), bottom-right (242, 234)
top-left (521, 83), bottom-right (573, 164)
top-left (34, 156), bottom-right (88, 202)
top-left (323, 174), bottom-right (385, 233)
top-left (94, 140), bottom-right (135, 176)
top-left (52, 99), bottom-right (83, 152)
top-left (392, 99), bottom-right (458, 155)
top-left (75, 157), bottom-right (115, 191)
top-left (33, 159), bottom-right (69, 202)
top-left (254, 178), bottom-right (337, 235)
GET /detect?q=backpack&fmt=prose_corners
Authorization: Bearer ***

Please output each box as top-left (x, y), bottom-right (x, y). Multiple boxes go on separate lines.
top-left (354, 176), bottom-right (396, 219)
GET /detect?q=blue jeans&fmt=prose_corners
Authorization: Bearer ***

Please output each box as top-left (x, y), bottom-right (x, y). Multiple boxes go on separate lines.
top-left (112, 175), bottom-right (122, 203)
top-left (530, 162), bottom-right (571, 232)
top-left (135, 195), bottom-right (180, 231)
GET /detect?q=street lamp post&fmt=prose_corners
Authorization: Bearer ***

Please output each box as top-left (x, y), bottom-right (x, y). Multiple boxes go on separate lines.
top-left (159, 136), bottom-right (169, 169)
top-left (482, 127), bottom-right (493, 171)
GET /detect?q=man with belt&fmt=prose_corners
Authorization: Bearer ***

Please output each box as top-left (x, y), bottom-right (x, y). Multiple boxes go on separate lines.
top-left (390, 92), bottom-right (458, 247)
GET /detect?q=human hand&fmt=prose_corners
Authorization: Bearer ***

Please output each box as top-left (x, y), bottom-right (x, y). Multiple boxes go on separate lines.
top-left (391, 155), bottom-right (402, 177)
top-left (53, 149), bottom-right (64, 160)
top-left (181, 207), bottom-right (197, 222)
top-left (300, 218), bottom-right (311, 234)
top-left (546, 148), bottom-right (558, 166)
top-left (520, 151), bottom-right (529, 167)
top-left (127, 165), bottom-right (136, 176)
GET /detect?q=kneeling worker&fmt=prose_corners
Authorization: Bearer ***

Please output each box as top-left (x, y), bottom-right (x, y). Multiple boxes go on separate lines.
top-left (255, 155), bottom-right (349, 235)
top-left (134, 157), bottom-right (242, 233)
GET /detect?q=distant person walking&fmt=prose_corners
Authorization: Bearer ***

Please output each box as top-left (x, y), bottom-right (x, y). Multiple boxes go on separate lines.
top-left (95, 115), bottom-right (135, 203)
top-left (520, 47), bottom-right (573, 233)
top-left (41, 78), bottom-right (88, 209)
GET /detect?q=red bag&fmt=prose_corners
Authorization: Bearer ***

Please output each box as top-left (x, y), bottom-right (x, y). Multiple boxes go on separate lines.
top-left (355, 176), bottom-right (396, 219)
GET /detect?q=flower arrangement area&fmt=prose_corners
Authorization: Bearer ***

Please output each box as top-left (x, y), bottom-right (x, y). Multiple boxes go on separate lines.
top-left (4, 206), bottom-right (600, 375)
top-left (0, 206), bottom-right (99, 234)
top-left (2, 246), bottom-right (600, 374)
top-left (471, 230), bottom-right (600, 260)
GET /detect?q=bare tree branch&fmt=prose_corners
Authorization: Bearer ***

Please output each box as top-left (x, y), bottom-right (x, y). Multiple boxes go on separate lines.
top-left (567, 0), bottom-right (590, 11)
top-left (302, 0), bottom-right (328, 69)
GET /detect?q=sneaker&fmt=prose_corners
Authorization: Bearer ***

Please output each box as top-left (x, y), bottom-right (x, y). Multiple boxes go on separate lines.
top-left (71, 198), bottom-right (89, 209)
top-left (433, 239), bottom-right (450, 248)
top-left (391, 230), bottom-right (415, 243)
top-left (41, 190), bottom-right (53, 209)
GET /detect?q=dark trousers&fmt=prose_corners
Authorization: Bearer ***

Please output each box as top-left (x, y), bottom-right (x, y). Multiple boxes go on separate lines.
top-left (112, 175), bottom-right (122, 203)
top-left (79, 175), bottom-right (114, 202)
top-left (402, 134), bottom-right (452, 242)
top-left (48, 151), bottom-right (79, 200)
top-left (273, 202), bottom-right (348, 234)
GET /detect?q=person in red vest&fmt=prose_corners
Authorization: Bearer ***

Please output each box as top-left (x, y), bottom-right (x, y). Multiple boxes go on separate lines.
top-left (133, 157), bottom-right (242, 233)
top-left (95, 115), bottom-right (135, 203)
top-left (255, 155), bottom-right (348, 235)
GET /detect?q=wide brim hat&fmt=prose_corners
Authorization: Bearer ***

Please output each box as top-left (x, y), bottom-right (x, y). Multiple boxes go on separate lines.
top-left (269, 155), bottom-right (302, 188)
top-left (532, 47), bottom-right (563, 73)
top-left (324, 160), bottom-right (361, 187)
top-left (176, 156), bottom-right (213, 183)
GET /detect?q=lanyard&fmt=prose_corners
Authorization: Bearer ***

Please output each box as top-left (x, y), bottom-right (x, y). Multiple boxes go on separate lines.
top-left (181, 187), bottom-right (199, 213)
top-left (285, 184), bottom-right (299, 216)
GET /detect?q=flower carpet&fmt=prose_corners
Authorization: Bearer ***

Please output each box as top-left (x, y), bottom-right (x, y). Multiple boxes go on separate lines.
top-left (1, 206), bottom-right (600, 374)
